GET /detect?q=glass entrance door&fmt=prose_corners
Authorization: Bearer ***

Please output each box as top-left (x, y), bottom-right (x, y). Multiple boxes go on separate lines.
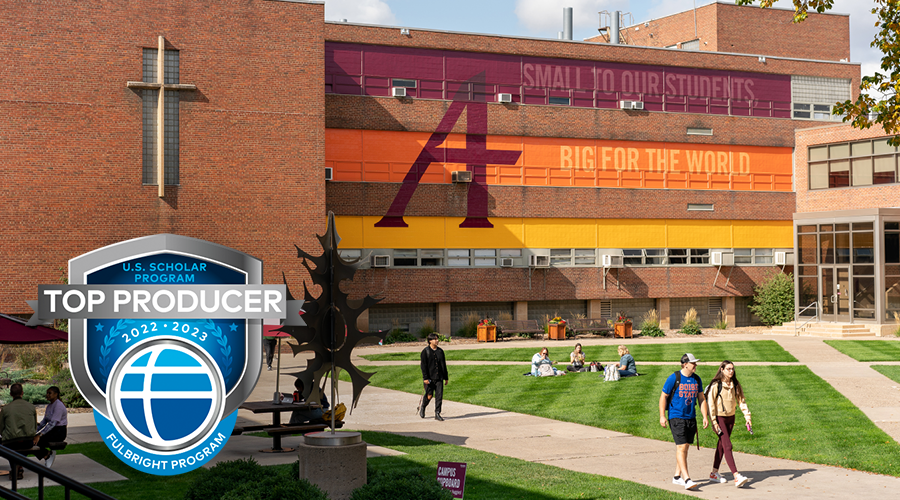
top-left (821, 266), bottom-right (851, 322)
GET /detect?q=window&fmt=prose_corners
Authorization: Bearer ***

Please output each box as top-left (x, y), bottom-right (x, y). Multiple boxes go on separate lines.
top-left (338, 249), bottom-right (362, 260)
top-left (686, 128), bottom-right (713, 136)
top-left (687, 203), bottom-right (714, 211)
top-left (574, 249), bottom-right (596, 266)
top-left (668, 249), bottom-right (688, 265)
top-left (681, 39), bottom-right (700, 51)
top-left (391, 78), bottom-right (417, 88)
top-left (474, 249), bottom-right (496, 266)
top-left (420, 249), bottom-right (443, 266)
top-left (392, 249), bottom-right (417, 267)
top-left (550, 249), bottom-right (572, 266)
top-left (548, 96), bottom-right (571, 105)
top-left (448, 249), bottom-right (470, 267)
top-left (809, 138), bottom-right (900, 190)
top-left (792, 76), bottom-right (851, 122)
top-left (623, 249), bottom-right (643, 266)
top-left (645, 249), bottom-right (665, 265)
top-left (734, 249), bottom-right (752, 264)
top-left (142, 48), bottom-right (180, 185)
top-left (690, 249), bottom-right (710, 264)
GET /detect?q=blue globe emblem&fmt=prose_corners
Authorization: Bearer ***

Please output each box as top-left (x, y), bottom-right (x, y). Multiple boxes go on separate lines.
top-left (107, 338), bottom-right (225, 452)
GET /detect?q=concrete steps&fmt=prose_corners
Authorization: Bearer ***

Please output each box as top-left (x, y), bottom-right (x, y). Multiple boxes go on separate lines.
top-left (772, 321), bottom-right (878, 337)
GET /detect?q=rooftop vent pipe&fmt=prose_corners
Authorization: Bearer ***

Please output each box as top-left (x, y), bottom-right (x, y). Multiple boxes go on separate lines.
top-left (563, 7), bottom-right (573, 40)
top-left (611, 10), bottom-right (620, 44)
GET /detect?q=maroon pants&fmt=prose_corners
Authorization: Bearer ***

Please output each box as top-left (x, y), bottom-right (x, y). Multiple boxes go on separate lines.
top-left (713, 415), bottom-right (738, 474)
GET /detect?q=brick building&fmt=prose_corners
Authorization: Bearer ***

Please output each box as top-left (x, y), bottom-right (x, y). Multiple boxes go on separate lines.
top-left (1, 0), bottom-right (862, 335)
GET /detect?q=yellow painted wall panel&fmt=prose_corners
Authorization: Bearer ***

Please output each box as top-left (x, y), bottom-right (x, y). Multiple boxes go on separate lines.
top-left (524, 219), bottom-right (597, 247)
top-left (444, 218), bottom-right (526, 248)
top-left (597, 220), bottom-right (668, 248)
top-left (334, 216), bottom-right (365, 248)
top-left (667, 220), bottom-right (733, 248)
top-left (733, 220), bottom-right (793, 248)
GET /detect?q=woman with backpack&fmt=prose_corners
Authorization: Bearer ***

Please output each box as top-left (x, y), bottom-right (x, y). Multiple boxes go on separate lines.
top-left (706, 360), bottom-right (752, 488)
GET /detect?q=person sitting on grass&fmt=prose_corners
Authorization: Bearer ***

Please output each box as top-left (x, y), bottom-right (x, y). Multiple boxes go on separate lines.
top-left (567, 343), bottom-right (587, 372)
top-left (612, 345), bottom-right (638, 378)
top-left (531, 347), bottom-right (566, 376)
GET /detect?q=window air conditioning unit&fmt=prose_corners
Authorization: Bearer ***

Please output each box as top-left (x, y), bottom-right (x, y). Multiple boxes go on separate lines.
top-left (601, 254), bottom-right (623, 268)
top-left (371, 255), bottom-right (391, 267)
top-left (324, 167), bottom-right (333, 181)
top-left (775, 251), bottom-right (794, 266)
top-left (497, 93), bottom-right (513, 103)
top-left (500, 257), bottom-right (515, 267)
top-left (391, 87), bottom-right (407, 97)
top-left (529, 255), bottom-right (550, 268)
top-left (711, 251), bottom-right (734, 266)
top-left (619, 100), bottom-right (644, 110)
top-left (451, 170), bottom-right (473, 183)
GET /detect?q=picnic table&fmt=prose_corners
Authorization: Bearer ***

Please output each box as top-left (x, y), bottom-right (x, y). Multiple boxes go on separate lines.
top-left (239, 400), bottom-right (323, 453)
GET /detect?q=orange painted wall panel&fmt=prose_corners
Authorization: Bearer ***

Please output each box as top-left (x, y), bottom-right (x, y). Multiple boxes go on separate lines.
top-left (326, 129), bottom-right (793, 191)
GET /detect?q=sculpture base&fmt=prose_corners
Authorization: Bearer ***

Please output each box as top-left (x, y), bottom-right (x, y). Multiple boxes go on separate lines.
top-left (298, 432), bottom-right (366, 500)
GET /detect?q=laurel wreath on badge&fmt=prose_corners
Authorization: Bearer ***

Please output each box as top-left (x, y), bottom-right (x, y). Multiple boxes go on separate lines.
top-left (100, 319), bottom-right (135, 382)
top-left (204, 319), bottom-right (233, 380)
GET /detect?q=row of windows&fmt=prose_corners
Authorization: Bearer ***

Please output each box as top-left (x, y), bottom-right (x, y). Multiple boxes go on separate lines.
top-left (340, 248), bottom-right (782, 268)
top-left (808, 138), bottom-right (899, 190)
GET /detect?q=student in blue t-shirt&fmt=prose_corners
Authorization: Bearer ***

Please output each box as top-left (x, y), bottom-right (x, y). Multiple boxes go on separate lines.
top-left (659, 353), bottom-right (710, 491)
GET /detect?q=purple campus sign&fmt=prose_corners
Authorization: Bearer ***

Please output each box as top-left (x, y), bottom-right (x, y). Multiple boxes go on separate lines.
top-left (326, 42), bottom-right (792, 117)
top-left (437, 461), bottom-right (467, 499)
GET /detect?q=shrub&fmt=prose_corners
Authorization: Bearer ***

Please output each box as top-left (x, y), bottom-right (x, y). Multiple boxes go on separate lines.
top-left (384, 330), bottom-right (417, 344)
top-left (435, 333), bottom-right (451, 342)
top-left (679, 308), bottom-right (702, 335)
top-left (221, 475), bottom-right (329, 500)
top-left (350, 468), bottom-right (452, 500)
top-left (15, 346), bottom-right (41, 371)
top-left (50, 368), bottom-right (89, 408)
top-left (0, 384), bottom-right (50, 405)
top-left (455, 312), bottom-right (480, 338)
top-left (184, 458), bottom-right (268, 500)
top-left (40, 342), bottom-right (68, 377)
top-left (639, 309), bottom-right (665, 337)
top-left (713, 309), bottom-right (729, 330)
top-left (749, 272), bottom-right (795, 326)
top-left (419, 317), bottom-right (436, 337)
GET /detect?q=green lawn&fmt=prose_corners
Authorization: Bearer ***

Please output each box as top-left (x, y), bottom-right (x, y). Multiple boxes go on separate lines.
top-left (352, 364), bottom-right (900, 476)
top-left (19, 434), bottom-right (691, 500)
top-left (871, 365), bottom-right (900, 383)
top-left (361, 340), bottom-right (797, 363)
top-left (824, 340), bottom-right (900, 361)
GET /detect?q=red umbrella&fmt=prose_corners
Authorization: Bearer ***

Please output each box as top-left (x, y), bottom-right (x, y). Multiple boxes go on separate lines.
top-left (0, 314), bottom-right (68, 344)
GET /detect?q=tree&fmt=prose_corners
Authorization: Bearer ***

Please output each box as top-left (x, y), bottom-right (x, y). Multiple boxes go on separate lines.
top-left (738, 1), bottom-right (900, 145)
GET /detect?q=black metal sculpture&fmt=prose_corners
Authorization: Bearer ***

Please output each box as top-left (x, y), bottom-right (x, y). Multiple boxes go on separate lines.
top-left (277, 212), bottom-right (384, 429)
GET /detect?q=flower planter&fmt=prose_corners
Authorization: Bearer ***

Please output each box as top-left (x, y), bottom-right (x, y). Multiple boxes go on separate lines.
top-left (614, 322), bottom-right (633, 338)
top-left (548, 323), bottom-right (566, 340)
top-left (477, 325), bottom-right (497, 342)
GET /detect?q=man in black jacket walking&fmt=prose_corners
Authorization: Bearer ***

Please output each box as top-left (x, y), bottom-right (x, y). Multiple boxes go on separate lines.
top-left (419, 333), bottom-right (449, 421)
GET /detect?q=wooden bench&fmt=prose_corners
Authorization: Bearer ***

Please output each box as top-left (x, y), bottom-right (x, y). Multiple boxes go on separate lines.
top-left (495, 319), bottom-right (544, 339)
top-left (567, 318), bottom-right (613, 337)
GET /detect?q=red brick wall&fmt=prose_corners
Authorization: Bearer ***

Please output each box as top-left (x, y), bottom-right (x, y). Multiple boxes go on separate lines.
top-left (588, 3), bottom-right (718, 52)
top-left (342, 265), bottom-right (788, 304)
top-left (587, 3), bottom-right (850, 62)
top-left (795, 123), bottom-right (899, 213)
top-left (0, 0), bottom-right (326, 313)
top-left (327, 183), bottom-right (795, 221)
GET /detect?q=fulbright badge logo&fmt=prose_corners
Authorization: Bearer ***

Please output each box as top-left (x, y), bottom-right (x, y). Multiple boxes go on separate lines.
top-left (28, 234), bottom-right (296, 475)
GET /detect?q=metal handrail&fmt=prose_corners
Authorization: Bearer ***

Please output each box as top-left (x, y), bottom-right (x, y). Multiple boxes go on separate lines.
top-left (794, 302), bottom-right (819, 336)
top-left (0, 445), bottom-right (117, 499)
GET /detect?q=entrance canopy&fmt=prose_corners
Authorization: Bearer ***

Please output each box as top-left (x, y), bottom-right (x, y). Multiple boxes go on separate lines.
top-left (0, 314), bottom-right (69, 343)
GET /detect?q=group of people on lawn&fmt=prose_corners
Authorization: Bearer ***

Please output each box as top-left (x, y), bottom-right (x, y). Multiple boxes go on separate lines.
top-left (416, 335), bottom-right (753, 491)
top-left (0, 384), bottom-right (68, 480)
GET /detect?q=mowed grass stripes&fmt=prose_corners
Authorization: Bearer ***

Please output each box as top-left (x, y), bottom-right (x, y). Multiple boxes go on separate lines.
top-left (361, 340), bottom-right (797, 363)
top-left (350, 364), bottom-right (900, 476)
top-left (824, 340), bottom-right (900, 361)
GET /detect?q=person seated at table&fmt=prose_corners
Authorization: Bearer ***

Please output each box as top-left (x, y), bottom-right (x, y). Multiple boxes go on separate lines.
top-left (612, 345), bottom-right (638, 377)
top-left (531, 347), bottom-right (566, 376)
top-left (34, 386), bottom-right (67, 468)
top-left (0, 384), bottom-right (36, 480)
top-left (288, 378), bottom-right (327, 425)
top-left (567, 343), bottom-right (587, 372)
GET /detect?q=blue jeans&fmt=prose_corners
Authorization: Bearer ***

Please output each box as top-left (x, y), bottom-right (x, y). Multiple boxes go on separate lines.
top-left (619, 370), bottom-right (637, 377)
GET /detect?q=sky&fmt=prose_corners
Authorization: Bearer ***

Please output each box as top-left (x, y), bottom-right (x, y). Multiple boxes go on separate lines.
top-left (322, 0), bottom-right (882, 84)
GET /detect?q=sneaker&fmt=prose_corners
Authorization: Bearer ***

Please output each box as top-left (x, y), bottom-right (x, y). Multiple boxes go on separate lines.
top-left (734, 474), bottom-right (750, 488)
top-left (684, 479), bottom-right (698, 490)
top-left (267, 365), bottom-right (272, 371)
top-left (709, 471), bottom-right (726, 483)
top-left (435, 412), bottom-right (444, 421)
top-left (672, 476), bottom-right (685, 486)
top-left (46, 450), bottom-right (56, 468)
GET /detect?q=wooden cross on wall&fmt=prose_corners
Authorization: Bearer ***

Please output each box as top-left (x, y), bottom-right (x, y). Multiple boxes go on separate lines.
top-left (126, 36), bottom-right (196, 197)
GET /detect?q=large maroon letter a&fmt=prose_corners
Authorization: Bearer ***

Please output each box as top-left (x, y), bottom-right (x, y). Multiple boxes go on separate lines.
top-left (375, 73), bottom-right (521, 229)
